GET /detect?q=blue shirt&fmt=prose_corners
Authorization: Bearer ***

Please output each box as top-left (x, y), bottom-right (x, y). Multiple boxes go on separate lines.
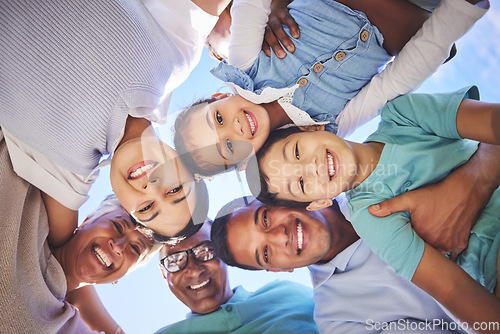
top-left (211, 0), bottom-right (392, 135)
top-left (156, 280), bottom-right (319, 333)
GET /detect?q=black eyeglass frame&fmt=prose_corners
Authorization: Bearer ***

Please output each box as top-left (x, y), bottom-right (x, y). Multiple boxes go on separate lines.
top-left (160, 241), bottom-right (215, 273)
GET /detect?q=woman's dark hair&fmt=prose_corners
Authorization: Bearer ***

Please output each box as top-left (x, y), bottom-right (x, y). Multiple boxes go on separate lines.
top-left (150, 178), bottom-right (209, 243)
top-left (173, 98), bottom-right (240, 177)
top-left (211, 196), bottom-right (259, 270)
top-left (245, 126), bottom-right (311, 208)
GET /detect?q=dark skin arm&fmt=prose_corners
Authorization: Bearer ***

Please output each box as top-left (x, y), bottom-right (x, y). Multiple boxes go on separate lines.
top-left (370, 143), bottom-right (500, 260)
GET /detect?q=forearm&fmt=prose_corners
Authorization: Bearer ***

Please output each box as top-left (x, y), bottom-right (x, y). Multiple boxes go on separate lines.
top-left (42, 192), bottom-right (78, 248)
top-left (336, 0), bottom-right (488, 137)
top-left (413, 245), bottom-right (500, 333)
top-left (228, 0), bottom-right (271, 71)
top-left (67, 286), bottom-right (122, 334)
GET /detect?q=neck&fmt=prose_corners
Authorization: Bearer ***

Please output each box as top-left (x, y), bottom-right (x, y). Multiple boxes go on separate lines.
top-left (319, 201), bottom-right (359, 263)
top-left (346, 141), bottom-right (384, 190)
top-left (117, 115), bottom-right (154, 150)
top-left (263, 100), bottom-right (293, 130)
top-left (51, 243), bottom-right (81, 291)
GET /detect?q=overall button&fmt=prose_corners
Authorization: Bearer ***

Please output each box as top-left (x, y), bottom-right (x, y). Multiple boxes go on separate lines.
top-left (226, 305), bottom-right (233, 312)
top-left (313, 63), bottom-right (324, 73)
top-left (360, 29), bottom-right (369, 42)
top-left (335, 51), bottom-right (346, 61)
top-left (298, 78), bottom-right (308, 87)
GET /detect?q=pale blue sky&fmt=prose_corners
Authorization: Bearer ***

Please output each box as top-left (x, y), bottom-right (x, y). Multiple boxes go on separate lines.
top-left (78, 4), bottom-right (500, 333)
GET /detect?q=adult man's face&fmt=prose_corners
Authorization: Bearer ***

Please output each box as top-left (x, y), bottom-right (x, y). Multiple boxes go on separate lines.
top-left (160, 223), bottom-right (232, 314)
top-left (225, 201), bottom-right (333, 270)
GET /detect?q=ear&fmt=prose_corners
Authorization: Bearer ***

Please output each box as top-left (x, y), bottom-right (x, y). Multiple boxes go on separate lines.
top-left (298, 124), bottom-right (325, 132)
top-left (266, 268), bottom-right (294, 273)
top-left (79, 217), bottom-right (90, 228)
top-left (306, 198), bottom-right (333, 211)
top-left (211, 92), bottom-right (232, 100)
top-left (159, 264), bottom-right (168, 280)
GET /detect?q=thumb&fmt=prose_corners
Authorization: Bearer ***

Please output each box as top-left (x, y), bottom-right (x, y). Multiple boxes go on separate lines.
top-left (368, 193), bottom-right (412, 217)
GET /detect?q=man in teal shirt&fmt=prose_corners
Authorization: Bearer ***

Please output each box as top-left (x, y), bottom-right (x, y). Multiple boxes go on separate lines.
top-left (155, 221), bottom-right (319, 333)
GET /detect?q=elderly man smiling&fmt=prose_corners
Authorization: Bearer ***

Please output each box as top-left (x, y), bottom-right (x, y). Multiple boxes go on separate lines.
top-left (155, 221), bottom-right (319, 333)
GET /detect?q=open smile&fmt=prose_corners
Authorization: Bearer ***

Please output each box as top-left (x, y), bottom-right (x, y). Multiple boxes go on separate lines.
top-left (93, 245), bottom-right (114, 269)
top-left (326, 150), bottom-right (337, 181)
top-left (292, 220), bottom-right (307, 255)
top-left (127, 160), bottom-right (159, 180)
top-left (243, 111), bottom-right (257, 136)
top-left (188, 278), bottom-right (211, 290)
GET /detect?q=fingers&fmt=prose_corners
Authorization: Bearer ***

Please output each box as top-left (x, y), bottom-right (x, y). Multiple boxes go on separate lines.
top-left (263, 25), bottom-right (286, 58)
top-left (368, 193), bottom-right (413, 217)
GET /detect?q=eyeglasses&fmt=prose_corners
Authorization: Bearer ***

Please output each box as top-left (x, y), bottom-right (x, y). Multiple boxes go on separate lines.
top-left (160, 241), bottom-right (216, 273)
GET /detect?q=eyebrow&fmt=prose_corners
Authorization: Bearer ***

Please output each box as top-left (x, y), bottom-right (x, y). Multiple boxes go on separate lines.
top-left (254, 206), bottom-right (264, 267)
top-left (141, 211), bottom-right (160, 223)
top-left (255, 249), bottom-right (263, 267)
top-left (254, 206), bottom-right (262, 226)
top-left (205, 108), bottom-right (215, 130)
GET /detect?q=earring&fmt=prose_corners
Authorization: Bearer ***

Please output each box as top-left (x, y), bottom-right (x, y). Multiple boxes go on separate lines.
top-left (73, 227), bottom-right (79, 235)
top-left (112, 280), bottom-right (119, 285)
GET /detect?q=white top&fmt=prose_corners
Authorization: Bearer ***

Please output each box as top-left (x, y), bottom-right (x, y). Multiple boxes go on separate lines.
top-left (226, 0), bottom-right (487, 137)
top-left (5, 0), bottom-right (218, 210)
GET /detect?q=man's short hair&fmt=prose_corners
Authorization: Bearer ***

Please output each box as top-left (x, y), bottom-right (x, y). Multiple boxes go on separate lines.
top-left (245, 126), bottom-right (312, 208)
top-left (211, 196), bottom-right (260, 271)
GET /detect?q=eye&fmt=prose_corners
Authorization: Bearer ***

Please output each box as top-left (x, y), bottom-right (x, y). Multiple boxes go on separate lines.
top-left (295, 143), bottom-right (300, 160)
top-left (299, 177), bottom-right (305, 193)
top-left (263, 245), bottom-right (269, 263)
top-left (138, 202), bottom-right (154, 213)
top-left (112, 221), bottom-right (123, 234)
top-left (226, 139), bottom-right (233, 153)
top-left (216, 111), bottom-right (223, 125)
top-left (167, 185), bottom-right (183, 194)
top-left (262, 209), bottom-right (268, 228)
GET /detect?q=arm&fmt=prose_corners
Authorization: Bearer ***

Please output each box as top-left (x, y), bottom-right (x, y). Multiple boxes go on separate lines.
top-left (228, 0), bottom-right (272, 71)
top-left (457, 98), bottom-right (500, 144)
top-left (42, 192), bottom-right (78, 248)
top-left (336, 0), bottom-right (488, 138)
top-left (191, 0), bottom-right (232, 16)
top-left (261, 0), bottom-right (299, 58)
top-left (66, 286), bottom-right (123, 334)
top-left (413, 244), bottom-right (500, 333)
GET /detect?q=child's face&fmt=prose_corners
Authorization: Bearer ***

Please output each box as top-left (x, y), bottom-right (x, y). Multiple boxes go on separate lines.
top-left (110, 137), bottom-right (198, 237)
top-left (183, 95), bottom-right (271, 168)
top-left (260, 131), bottom-right (358, 203)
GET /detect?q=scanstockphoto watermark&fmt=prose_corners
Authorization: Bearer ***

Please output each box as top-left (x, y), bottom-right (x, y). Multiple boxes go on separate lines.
top-left (365, 318), bottom-right (500, 332)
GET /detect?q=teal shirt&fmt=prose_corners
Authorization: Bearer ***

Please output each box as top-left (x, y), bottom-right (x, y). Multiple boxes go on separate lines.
top-left (347, 86), bottom-right (499, 284)
top-left (156, 280), bottom-right (319, 334)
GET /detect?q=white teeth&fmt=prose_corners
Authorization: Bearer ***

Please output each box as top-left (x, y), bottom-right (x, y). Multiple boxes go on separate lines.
top-left (129, 162), bottom-right (157, 179)
top-left (189, 279), bottom-right (210, 290)
top-left (94, 246), bottom-right (112, 268)
top-left (297, 222), bottom-right (303, 251)
top-left (327, 152), bottom-right (335, 178)
top-left (244, 112), bottom-right (256, 135)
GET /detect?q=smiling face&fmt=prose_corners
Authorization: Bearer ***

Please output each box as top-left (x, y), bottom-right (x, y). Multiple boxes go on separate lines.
top-left (110, 136), bottom-right (198, 237)
top-left (160, 223), bottom-right (233, 314)
top-left (225, 201), bottom-right (333, 270)
top-left (182, 95), bottom-right (271, 169)
top-left (62, 208), bottom-right (153, 285)
top-left (260, 131), bottom-right (359, 204)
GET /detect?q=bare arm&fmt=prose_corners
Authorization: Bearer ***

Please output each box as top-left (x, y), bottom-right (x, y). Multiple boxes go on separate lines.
top-left (67, 286), bottom-right (123, 334)
top-left (457, 98), bottom-right (500, 144)
top-left (191, 0), bottom-right (232, 16)
top-left (42, 192), bottom-right (78, 248)
top-left (369, 143), bottom-right (500, 259)
top-left (413, 244), bottom-right (500, 333)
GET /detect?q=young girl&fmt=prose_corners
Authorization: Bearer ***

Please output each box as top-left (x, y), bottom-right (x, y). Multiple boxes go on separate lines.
top-left (173, 0), bottom-right (488, 176)
top-left (247, 86), bottom-right (500, 328)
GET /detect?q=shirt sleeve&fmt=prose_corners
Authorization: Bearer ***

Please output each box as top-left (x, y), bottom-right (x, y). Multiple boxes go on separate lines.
top-left (336, 0), bottom-right (488, 137)
top-left (228, 0), bottom-right (271, 72)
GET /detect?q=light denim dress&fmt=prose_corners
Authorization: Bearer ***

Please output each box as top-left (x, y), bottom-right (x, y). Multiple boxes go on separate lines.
top-left (211, 0), bottom-right (392, 134)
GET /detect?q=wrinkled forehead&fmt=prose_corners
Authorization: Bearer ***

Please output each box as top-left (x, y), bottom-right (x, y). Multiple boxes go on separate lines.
top-left (160, 223), bottom-right (211, 256)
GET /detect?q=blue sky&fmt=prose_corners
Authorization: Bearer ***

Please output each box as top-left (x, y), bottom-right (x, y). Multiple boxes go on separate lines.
top-left (78, 3), bottom-right (500, 333)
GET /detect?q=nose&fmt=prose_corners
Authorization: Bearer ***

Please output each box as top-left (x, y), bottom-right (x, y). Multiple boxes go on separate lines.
top-left (267, 224), bottom-right (288, 248)
top-left (109, 239), bottom-right (124, 257)
top-left (184, 254), bottom-right (205, 277)
top-left (232, 116), bottom-right (243, 136)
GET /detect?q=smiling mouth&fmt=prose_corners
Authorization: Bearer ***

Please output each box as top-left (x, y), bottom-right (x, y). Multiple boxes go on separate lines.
top-left (93, 245), bottom-right (113, 269)
top-left (326, 151), bottom-right (335, 180)
top-left (297, 222), bottom-right (303, 255)
top-left (244, 111), bottom-right (256, 136)
top-left (188, 278), bottom-right (211, 290)
top-left (128, 161), bottom-right (158, 180)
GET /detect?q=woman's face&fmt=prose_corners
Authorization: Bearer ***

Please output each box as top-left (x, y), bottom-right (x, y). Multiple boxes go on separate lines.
top-left (110, 136), bottom-right (198, 237)
top-left (63, 208), bottom-right (153, 285)
top-left (182, 95), bottom-right (271, 169)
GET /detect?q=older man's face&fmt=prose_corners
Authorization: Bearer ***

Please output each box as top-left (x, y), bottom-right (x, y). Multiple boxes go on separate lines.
top-left (160, 224), bottom-right (232, 314)
top-left (225, 201), bottom-right (333, 270)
